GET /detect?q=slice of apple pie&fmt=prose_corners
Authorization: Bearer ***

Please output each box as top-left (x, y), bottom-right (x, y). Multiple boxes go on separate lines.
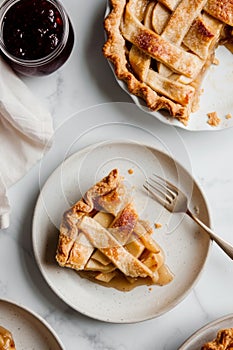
top-left (56, 169), bottom-right (173, 290)
top-left (103, 0), bottom-right (233, 124)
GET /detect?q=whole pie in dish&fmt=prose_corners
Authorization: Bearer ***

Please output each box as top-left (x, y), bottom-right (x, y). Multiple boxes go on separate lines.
top-left (103, 0), bottom-right (233, 124)
top-left (201, 328), bottom-right (233, 350)
top-left (56, 169), bottom-right (173, 290)
top-left (0, 326), bottom-right (16, 350)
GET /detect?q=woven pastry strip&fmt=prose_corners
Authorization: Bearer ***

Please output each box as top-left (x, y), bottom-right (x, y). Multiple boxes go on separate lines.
top-left (122, 2), bottom-right (204, 78)
top-left (103, 0), bottom-right (233, 124)
top-left (56, 169), bottom-right (172, 287)
top-left (79, 216), bottom-right (154, 278)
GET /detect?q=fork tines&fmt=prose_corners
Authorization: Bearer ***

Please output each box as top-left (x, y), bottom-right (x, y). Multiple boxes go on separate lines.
top-left (144, 174), bottom-right (176, 206)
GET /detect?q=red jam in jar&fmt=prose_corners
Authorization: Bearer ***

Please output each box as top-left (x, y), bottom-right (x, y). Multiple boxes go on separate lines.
top-left (0, 0), bottom-right (74, 76)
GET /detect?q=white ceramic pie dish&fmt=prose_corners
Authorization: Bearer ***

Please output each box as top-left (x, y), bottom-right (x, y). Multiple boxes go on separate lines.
top-left (104, 3), bottom-right (233, 131)
top-left (32, 140), bottom-right (211, 323)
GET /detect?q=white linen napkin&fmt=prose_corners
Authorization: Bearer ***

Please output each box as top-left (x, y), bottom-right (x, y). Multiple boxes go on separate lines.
top-left (0, 57), bottom-right (54, 229)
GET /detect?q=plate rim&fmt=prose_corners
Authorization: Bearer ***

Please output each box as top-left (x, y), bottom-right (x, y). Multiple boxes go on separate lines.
top-left (0, 297), bottom-right (65, 349)
top-left (178, 313), bottom-right (233, 349)
top-left (32, 140), bottom-right (212, 323)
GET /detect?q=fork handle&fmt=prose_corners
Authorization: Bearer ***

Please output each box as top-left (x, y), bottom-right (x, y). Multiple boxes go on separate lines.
top-left (186, 209), bottom-right (233, 260)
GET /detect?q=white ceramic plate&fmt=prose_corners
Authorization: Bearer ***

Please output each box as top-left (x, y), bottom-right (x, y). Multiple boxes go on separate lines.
top-left (179, 314), bottom-right (233, 349)
top-left (32, 141), bottom-right (211, 323)
top-left (105, 4), bottom-right (233, 131)
top-left (0, 299), bottom-right (64, 349)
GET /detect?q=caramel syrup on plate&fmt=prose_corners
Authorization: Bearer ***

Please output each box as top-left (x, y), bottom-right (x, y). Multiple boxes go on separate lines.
top-left (78, 264), bottom-right (173, 292)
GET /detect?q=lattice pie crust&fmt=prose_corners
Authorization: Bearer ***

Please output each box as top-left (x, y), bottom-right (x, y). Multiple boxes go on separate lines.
top-left (103, 0), bottom-right (233, 124)
top-left (56, 169), bottom-right (173, 290)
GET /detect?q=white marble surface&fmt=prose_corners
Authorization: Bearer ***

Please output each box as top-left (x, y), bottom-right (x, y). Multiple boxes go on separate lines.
top-left (1, 0), bottom-right (233, 349)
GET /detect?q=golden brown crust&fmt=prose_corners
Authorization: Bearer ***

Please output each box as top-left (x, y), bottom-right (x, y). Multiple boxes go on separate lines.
top-left (79, 216), bottom-right (154, 278)
top-left (204, 0), bottom-right (233, 26)
top-left (103, 0), bottom-right (188, 123)
top-left (0, 326), bottom-right (16, 350)
top-left (201, 328), bottom-right (233, 350)
top-left (103, 0), bottom-right (232, 124)
top-left (109, 203), bottom-right (138, 244)
top-left (56, 169), bottom-right (121, 266)
top-left (55, 169), bottom-right (173, 289)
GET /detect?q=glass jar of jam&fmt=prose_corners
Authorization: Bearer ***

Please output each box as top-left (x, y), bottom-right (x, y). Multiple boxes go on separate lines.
top-left (0, 0), bottom-right (74, 76)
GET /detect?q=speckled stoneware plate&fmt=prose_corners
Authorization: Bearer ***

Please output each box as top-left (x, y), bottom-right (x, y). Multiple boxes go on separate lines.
top-left (105, 4), bottom-right (233, 131)
top-left (179, 314), bottom-right (233, 349)
top-left (32, 141), bottom-right (211, 323)
top-left (0, 299), bottom-right (64, 349)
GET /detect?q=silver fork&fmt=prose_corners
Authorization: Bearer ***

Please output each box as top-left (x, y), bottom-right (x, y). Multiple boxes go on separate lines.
top-left (144, 174), bottom-right (233, 260)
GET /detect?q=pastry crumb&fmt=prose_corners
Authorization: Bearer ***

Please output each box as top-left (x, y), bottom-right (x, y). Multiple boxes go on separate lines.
top-left (128, 168), bottom-right (134, 175)
top-left (207, 111), bottom-right (221, 126)
top-left (226, 113), bottom-right (232, 119)
top-left (213, 57), bottom-right (219, 65)
top-left (154, 222), bottom-right (162, 229)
